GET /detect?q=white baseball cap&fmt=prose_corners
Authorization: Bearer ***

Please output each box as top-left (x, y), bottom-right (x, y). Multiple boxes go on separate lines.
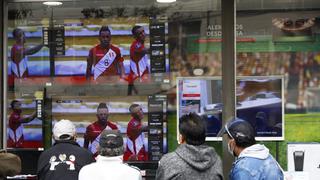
top-left (53, 119), bottom-right (76, 140)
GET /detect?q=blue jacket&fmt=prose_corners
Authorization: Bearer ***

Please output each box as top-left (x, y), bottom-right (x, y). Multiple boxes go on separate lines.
top-left (230, 144), bottom-right (284, 180)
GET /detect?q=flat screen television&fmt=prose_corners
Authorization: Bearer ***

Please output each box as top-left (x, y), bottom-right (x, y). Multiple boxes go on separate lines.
top-left (51, 95), bottom-right (167, 162)
top-left (8, 16), bottom-right (169, 89)
top-left (177, 76), bottom-right (284, 141)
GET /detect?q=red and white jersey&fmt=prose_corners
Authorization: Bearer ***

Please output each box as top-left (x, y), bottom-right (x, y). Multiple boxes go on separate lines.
top-left (130, 40), bottom-right (150, 77)
top-left (88, 44), bottom-right (124, 80)
top-left (84, 121), bottom-right (119, 155)
top-left (11, 44), bottom-right (29, 78)
top-left (123, 118), bottom-right (148, 161)
top-left (7, 110), bottom-right (24, 148)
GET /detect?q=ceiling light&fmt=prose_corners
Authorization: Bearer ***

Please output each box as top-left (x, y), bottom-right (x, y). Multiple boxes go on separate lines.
top-left (157, 0), bottom-right (176, 3)
top-left (43, 1), bottom-right (63, 6)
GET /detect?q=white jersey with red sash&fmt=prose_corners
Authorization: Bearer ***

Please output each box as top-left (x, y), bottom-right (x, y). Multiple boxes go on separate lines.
top-left (88, 126), bottom-right (115, 155)
top-left (123, 118), bottom-right (148, 161)
top-left (7, 111), bottom-right (24, 148)
top-left (11, 44), bottom-right (29, 78)
top-left (130, 40), bottom-right (150, 77)
top-left (93, 49), bottom-right (117, 80)
top-left (89, 44), bottom-right (123, 80)
top-left (84, 121), bottom-right (119, 155)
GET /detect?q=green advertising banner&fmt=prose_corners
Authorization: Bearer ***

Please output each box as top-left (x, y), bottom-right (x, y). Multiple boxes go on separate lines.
top-left (187, 35), bottom-right (320, 53)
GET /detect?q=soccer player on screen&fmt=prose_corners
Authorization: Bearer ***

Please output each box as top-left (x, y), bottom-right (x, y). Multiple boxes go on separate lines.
top-left (129, 25), bottom-right (150, 79)
top-left (9, 28), bottom-right (43, 87)
top-left (86, 26), bottom-right (125, 81)
top-left (123, 104), bottom-right (148, 161)
top-left (7, 100), bottom-right (37, 148)
top-left (83, 102), bottom-right (119, 156)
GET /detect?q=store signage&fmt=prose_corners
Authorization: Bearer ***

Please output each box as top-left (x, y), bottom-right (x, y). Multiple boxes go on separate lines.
top-left (148, 95), bottom-right (166, 161)
top-left (43, 26), bottom-right (65, 55)
top-left (150, 17), bottom-right (166, 73)
top-left (206, 24), bottom-right (244, 37)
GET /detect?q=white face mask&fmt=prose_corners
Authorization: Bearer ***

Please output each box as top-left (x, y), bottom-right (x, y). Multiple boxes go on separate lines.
top-left (227, 140), bottom-right (235, 156)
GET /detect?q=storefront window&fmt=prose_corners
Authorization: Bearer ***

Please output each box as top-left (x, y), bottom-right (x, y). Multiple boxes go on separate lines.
top-left (4, 0), bottom-right (320, 178)
top-left (4, 0), bottom-right (222, 174)
top-left (236, 1), bottom-right (320, 171)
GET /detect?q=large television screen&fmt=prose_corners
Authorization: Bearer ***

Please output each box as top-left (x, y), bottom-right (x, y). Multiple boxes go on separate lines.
top-left (177, 76), bottom-right (284, 141)
top-left (8, 16), bottom-right (169, 89)
top-left (51, 95), bottom-right (167, 161)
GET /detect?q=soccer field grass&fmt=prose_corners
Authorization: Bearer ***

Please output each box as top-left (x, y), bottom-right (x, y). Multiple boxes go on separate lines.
top-left (167, 113), bottom-right (320, 170)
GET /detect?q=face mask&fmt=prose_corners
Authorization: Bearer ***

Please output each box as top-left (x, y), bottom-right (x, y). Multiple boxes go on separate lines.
top-left (227, 140), bottom-right (235, 156)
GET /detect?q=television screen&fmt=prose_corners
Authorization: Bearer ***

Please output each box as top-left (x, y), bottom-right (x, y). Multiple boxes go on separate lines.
top-left (177, 76), bottom-right (284, 141)
top-left (7, 96), bottom-right (43, 149)
top-left (8, 16), bottom-right (169, 89)
top-left (51, 95), bottom-right (167, 161)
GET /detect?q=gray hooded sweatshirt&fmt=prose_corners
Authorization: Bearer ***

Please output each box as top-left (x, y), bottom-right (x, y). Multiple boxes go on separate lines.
top-left (155, 144), bottom-right (223, 180)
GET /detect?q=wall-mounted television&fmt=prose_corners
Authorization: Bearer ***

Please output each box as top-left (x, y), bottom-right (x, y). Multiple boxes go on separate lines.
top-left (177, 76), bottom-right (284, 141)
top-left (51, 95), bottom-right (167, 162)
top-left (8, 16), bottom-right (169, 89)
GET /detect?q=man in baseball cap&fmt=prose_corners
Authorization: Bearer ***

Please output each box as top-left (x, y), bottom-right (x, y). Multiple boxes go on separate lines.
top-left (219, 118), bottom-right (284, 180)
top-left (52, 119), bottom-right (77, 140)
top-left (79, 130), bottom-right (142, 180)
top-left (37, 120), bottom-right (95, 180)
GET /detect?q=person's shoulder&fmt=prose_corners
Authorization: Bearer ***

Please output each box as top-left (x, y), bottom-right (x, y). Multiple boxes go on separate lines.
top-left (127, 118), bottom-right (136, 125)
top-left (124, 164), bottom-right (141, 172)
top-left (89, 44), bottom-right (100, 52)
top-left (107, 120), bottom-right (118, 129)
top-left (128, 119), bottom-right (141, 128)
top-left (122, 164), bottom-right (142, 177)
top-left (159, 151), bottom-right (180, 165)
top-left (110, 44), bottom-right (121, 51)
top-left (79, 162), bottom-right (96, 175)
top-left (86, 121), bottom-right (98, 129)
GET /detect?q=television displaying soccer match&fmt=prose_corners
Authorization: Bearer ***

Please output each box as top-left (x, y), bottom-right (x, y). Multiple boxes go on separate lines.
top-left (177, 76), bottom-right (284, 141)
top-left (51, 95), bottom-right (167, 161)
top-left (8, 16), bottom-right (169, 89)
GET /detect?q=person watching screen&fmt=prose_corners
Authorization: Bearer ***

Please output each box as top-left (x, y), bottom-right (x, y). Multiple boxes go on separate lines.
top-left (37, 119), bottom-right (95, 180)
top-left (219, 118), bottom-right (284, 179)
top-left (79, 130), bottom-right (142, 180)
top-left (155, 113), bottom-right (223, 180)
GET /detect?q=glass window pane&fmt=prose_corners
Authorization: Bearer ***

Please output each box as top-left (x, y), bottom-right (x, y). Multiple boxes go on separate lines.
top-left (236, 0), bottom-right (320, 171)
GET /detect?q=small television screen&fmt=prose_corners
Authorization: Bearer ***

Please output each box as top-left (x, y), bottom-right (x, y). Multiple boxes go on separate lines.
top-left (8, 16), bottom-right (169, 89)
top-left (51, 95), bottom-right (167, 161)
top-left (177, 76), bottom-right (284, 141)
top-left (7, 96), bottom-right (43, 149)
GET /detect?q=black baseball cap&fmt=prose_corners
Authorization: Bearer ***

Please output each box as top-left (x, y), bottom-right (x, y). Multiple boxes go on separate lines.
top-left (99, 130), bottom-right (123, 149)
top-left (218, 117), bottom-right (256, 142)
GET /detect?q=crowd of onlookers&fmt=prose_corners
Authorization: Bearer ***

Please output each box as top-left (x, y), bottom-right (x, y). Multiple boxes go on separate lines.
top-left (1, 113), bottom-right (284, 180)
top-left (171, 51), bottom-right (320, 109)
